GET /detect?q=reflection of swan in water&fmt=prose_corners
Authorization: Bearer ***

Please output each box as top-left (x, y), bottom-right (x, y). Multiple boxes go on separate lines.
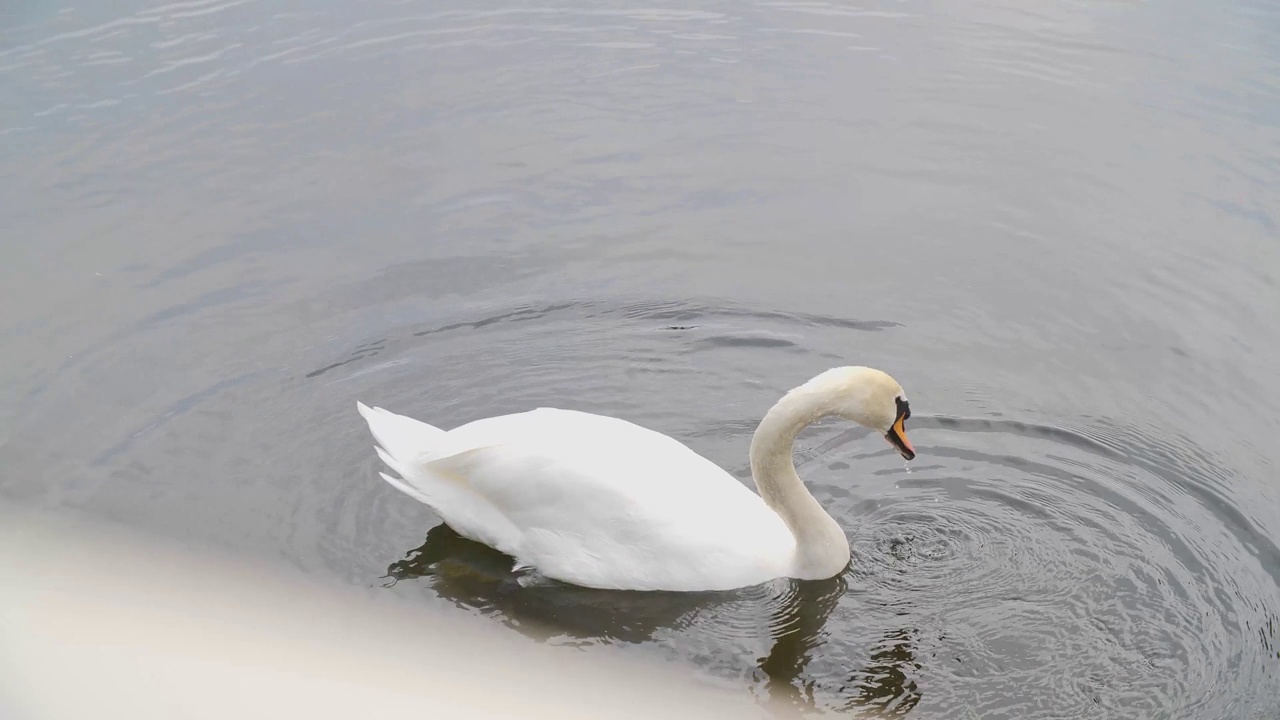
top-left (839, 627), bottom-right (922, 717)
top-left (384, 525), bottom-right (921, 715)
top-left (755, 580), bottom-right (920, 717)
top-left (383, 523), bottom-right (717, 644)
top-left (757, 576), bottom-right (847, 713)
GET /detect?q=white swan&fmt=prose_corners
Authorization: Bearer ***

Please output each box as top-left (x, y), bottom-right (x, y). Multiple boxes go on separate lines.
top-left (357, 366), bottom-right (915, 592)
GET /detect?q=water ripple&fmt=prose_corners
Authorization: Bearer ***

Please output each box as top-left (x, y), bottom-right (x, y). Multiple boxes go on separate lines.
top-left (832, 414), bottom-right (1279, 717)
top-left (326, 292), bottom-right (1280, 717)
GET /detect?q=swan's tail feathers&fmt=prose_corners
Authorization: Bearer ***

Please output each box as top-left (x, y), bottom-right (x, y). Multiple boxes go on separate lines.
top-left (378, 471), bottom-right (433, 505)
top-left (356, 401), bottom-right (446, 463)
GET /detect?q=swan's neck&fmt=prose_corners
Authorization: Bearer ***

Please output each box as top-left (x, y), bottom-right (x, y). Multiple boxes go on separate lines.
top-left (749, 384), bottom-right (851, 580)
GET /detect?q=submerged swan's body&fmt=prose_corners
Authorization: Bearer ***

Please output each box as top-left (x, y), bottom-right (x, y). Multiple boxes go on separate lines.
top-left (358, 366), bottom-right (914, 592)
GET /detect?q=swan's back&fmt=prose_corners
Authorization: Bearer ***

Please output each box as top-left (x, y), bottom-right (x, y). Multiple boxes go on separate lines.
top-left (358, 404), bottom-right (795, 591)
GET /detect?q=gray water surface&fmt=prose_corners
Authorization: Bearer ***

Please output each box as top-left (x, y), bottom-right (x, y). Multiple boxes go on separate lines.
top-left (4, 0), bottom-right (1280, 717)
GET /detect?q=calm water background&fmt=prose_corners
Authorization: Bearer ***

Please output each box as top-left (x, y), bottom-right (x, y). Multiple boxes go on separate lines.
top-left (4, 0), bottom-right (1280, 717)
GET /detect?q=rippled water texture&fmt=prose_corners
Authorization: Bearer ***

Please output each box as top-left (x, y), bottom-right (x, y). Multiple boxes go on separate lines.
top-left (3, 1), bottom-right (1280, 718)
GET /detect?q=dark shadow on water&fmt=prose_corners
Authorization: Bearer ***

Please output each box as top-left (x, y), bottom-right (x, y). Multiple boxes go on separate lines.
top-left (384, 522), bottom-right (726, 645)
top-left (839, 627), bottom-right (922, 717)
top-left (386, 524), bottom-right (925, 714)
top-left (757, 575), bottom-right (846, 715)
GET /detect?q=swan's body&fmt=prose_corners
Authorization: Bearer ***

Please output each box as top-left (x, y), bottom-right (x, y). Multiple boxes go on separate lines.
top-left (358, 366), bottom-right (914, 592)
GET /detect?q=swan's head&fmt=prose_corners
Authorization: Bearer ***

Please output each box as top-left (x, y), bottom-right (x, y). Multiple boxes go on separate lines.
top-left (809, 366), bottom-right (915, 461)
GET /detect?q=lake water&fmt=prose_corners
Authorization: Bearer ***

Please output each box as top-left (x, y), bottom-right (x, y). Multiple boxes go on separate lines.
top-left (3, 0), bottom-right (1280, 717)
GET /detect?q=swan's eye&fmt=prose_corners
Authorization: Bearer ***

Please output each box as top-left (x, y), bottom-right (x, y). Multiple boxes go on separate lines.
top-left (895, 396), bottom-right (911, 421)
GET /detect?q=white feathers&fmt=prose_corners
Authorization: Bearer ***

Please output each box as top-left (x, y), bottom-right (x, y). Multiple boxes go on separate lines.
top-left (355, 365), bottom-right (911, 592)
top-left (356, 401), bottom-right (445, 461)
top-left (358, 403), bottom-right (794, 591)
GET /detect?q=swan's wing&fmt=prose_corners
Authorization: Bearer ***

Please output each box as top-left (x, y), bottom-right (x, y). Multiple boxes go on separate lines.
top-left (416, 409), bottom-right (794, 590)
top-left (432, 408), bottom-right (754, 515)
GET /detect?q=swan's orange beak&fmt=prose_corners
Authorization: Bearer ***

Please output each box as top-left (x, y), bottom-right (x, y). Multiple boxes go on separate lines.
top-left (886, 415), bottom-right (915, 461)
